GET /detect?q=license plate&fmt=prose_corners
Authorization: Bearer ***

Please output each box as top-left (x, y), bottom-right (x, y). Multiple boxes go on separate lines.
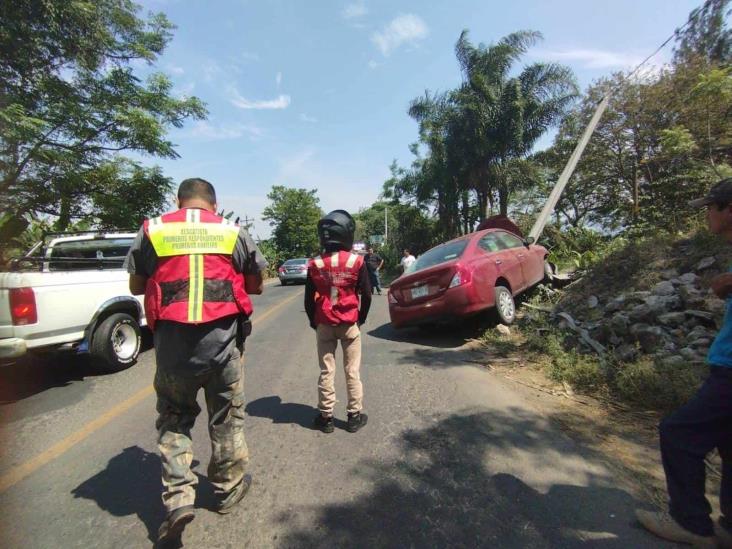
top-left (411, 285), bottom-right (429, 299)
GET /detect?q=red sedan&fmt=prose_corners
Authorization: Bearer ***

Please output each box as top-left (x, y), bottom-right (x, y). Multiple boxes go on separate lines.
top-left (388, 228), bottom-right (549, 328)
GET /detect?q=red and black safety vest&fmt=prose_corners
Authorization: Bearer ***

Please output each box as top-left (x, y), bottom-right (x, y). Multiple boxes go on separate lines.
top-left (142, 208), bottom-right (253, 330)
top-left (308, 250), bottom-right (364, 325)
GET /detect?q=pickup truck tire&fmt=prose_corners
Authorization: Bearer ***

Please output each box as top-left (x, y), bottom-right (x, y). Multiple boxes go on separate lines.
top-left (90, 313), bottom-right (141, 372)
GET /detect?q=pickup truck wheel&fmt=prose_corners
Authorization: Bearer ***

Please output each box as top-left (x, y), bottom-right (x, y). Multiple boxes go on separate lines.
top-left (90, 313), bottom-right (141, 372)
top-left (494, 285), bottom-right (516, 325)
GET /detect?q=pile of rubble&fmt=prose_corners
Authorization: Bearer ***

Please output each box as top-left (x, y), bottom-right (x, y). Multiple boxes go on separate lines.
top-left (570, 257), bottom-right (726, 366)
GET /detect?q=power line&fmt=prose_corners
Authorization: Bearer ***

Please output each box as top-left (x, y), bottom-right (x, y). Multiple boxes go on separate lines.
top-left (623, 0), bottom-right (711, 82)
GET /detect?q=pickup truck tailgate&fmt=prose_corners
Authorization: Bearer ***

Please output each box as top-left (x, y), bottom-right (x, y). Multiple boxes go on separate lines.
top-left (0, 288), bottom-right (12, 337)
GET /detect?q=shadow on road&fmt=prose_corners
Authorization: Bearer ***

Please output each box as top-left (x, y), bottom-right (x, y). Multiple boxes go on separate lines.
top-left (72, 446), bottom-right (164, 545)
top-left (72, 446), bottom-right (217, 547)
top-left (276, 408), bottom-right (666, 548)
top-left (0, 329), bottom-right (153, 408)
top-left (367, 317), bottom-right (494, 349)
top-left (246, 395), bottom-right (319, 429)
top-left (0, 354), bottom-right (94, 406)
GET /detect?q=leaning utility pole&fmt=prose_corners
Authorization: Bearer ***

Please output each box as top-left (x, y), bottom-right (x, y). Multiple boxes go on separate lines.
top-left (528, 95), bottom-right (610, 241)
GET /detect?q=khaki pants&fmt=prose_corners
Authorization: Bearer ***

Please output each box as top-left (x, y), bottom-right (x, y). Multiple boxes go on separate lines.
top-left (316, 323), bottom-right (363, 415)
top-left (154, 356), bottom-right (248, 512)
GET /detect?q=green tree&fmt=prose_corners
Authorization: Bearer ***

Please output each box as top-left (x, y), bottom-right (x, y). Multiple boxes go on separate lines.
top-left (452, 30), bottom-right (578, 216)
top-left (673, 0), bottom-right (732, 65)
top-left (261, 186), bottom-right (323, 259)
top-left (0, 0), bottom-right (207, 235)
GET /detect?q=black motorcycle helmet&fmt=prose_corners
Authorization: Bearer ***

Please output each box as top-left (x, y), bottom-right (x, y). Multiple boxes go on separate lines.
top-left (318, 209), bottom-right (356, 252)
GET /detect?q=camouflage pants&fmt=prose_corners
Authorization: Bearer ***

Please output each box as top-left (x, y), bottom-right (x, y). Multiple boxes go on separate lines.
top-left (154, 356), bottom-right (248, 512)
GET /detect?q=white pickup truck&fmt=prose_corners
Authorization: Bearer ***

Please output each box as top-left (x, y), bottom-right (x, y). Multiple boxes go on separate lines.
top-left (0, 231), bottom-right (145, 372)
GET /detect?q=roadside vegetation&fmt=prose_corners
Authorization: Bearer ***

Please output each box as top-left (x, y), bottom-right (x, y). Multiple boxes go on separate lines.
top-left (0, 0), bottom-right (207, 263)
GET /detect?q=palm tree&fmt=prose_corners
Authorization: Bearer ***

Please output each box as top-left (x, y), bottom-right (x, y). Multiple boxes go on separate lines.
top-left (453, 30), bottom-right (579, 216)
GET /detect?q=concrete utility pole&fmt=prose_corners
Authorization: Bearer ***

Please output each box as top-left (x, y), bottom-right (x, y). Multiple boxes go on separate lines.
top-left (528, 95), bottom-right (610, 242)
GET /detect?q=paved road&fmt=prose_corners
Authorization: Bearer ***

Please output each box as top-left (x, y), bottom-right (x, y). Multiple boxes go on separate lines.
top-left (0, 284), bottom-right (670, 548)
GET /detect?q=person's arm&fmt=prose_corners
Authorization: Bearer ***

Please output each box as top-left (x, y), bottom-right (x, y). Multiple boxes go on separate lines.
top-left (710, 272), bottom-right (732, 299)
top-left (124, 228), bottom-right (155, 295)
top-left (304, 273), bottom-right (317, 329)
top-left (357, 262), bottom-right (372, 325)
top-left (233, 227), bottom-right (268, 295)
top-left (129, 274), bottom-right (147, 295)
top-left (377, 257), bottom-right (384, 270)
top-left (245, 273), bottom-right (263, 295)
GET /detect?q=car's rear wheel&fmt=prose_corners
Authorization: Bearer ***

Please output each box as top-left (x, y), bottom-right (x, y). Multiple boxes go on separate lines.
top-left (90, 312), bottom-right (141, 372)
top-left (543, 261), bottom-right (555, 284)
top-left (494, 285), bottom-right (516, 325)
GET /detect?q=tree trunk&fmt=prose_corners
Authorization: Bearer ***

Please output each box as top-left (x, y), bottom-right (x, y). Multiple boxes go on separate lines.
top-left (55, 196), bottom-right (72, 231)
top-left (499, 184), bottom-right (508, 217)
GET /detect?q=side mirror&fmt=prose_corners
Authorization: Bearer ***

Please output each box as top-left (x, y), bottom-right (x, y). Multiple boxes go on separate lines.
top-left (523, 236), bottom-right (535, 247)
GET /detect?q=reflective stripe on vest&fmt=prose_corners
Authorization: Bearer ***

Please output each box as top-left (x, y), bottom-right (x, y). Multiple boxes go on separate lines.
top-left (188, 253), bottom-right (204, 322)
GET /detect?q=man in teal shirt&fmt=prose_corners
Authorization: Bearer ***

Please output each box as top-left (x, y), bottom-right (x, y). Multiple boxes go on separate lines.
top-left (637, 179), bottom-right (732, 547)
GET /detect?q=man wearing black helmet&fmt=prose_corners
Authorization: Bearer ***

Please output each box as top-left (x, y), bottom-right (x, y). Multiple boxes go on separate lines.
top-left (304, 210), bottom-right (372, 433)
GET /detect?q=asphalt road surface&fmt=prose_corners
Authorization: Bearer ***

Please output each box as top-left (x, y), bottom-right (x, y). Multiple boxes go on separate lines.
top-left (0, 283), bottom-right (672, 548)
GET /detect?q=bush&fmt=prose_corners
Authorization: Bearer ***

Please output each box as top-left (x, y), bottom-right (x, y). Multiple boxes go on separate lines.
top-left (615, 358), bottom-right (705, 411)
top-left (546, 350), bottom-right (604, 391)
top-left (481, 329), bottom-right (520, 357)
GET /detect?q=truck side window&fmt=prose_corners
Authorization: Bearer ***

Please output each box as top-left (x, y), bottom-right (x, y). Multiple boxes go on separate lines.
top-left (49, 238), bottom-right (133, 271)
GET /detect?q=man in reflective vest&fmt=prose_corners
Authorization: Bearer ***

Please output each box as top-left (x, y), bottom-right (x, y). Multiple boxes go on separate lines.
top-left (125, 178), bottom-right (267, 544)
top-left (305, 210), bottom-right (372, 433)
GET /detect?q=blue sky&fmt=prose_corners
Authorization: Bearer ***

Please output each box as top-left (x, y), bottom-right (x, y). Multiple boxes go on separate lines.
top-left (136, 0), bottom-right (701, 239)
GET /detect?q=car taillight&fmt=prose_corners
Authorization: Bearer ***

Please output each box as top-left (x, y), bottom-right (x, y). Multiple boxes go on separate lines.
top-left (388, 291), bottom-right (398, 304)
top-left (449, 268), bottom-right (470, 289)
top-left (10, 287), bottom-right (37, 325)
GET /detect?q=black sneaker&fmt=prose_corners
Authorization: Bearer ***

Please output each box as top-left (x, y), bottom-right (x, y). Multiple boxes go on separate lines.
top-left (346, 412), bottom-right (368, 433)
top-left (313, 413), bottom-right (334, 433)
top-left (157, 505), bottom-right (195, 544)
top-left (216, 474), bottom-right (252, 514)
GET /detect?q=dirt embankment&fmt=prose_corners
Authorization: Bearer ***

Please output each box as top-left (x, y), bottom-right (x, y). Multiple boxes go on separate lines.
top-left (475, 229), bottom-right (728, 512)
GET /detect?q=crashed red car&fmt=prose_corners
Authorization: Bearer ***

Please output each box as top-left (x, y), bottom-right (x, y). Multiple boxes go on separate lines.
top-left (388, 227), bottom-right (550, 328)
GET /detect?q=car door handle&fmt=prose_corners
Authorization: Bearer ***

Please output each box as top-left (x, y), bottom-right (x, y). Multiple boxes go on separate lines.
top-left (517, 254), bottom-right (525, 259)
top-left (495, 259), bottom-right (502, 265)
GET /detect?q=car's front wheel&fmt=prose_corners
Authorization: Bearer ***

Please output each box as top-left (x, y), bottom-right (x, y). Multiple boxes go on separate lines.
top-left (494, 285), bottom-right (516, 325)
top-left (90, 312), bottom-right (141, 372)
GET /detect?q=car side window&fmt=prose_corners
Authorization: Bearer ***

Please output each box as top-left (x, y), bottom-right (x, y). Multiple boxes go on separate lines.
top-left (478, 234), bottom-right (502, 253)
top-left (495, 231), bottom-right (523, 249)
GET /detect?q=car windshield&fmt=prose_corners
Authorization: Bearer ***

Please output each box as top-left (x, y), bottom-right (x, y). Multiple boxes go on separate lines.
top-left (284, 259), bottom-right (308, 265)
top-left (408, 239), bottom-right (469, 274)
